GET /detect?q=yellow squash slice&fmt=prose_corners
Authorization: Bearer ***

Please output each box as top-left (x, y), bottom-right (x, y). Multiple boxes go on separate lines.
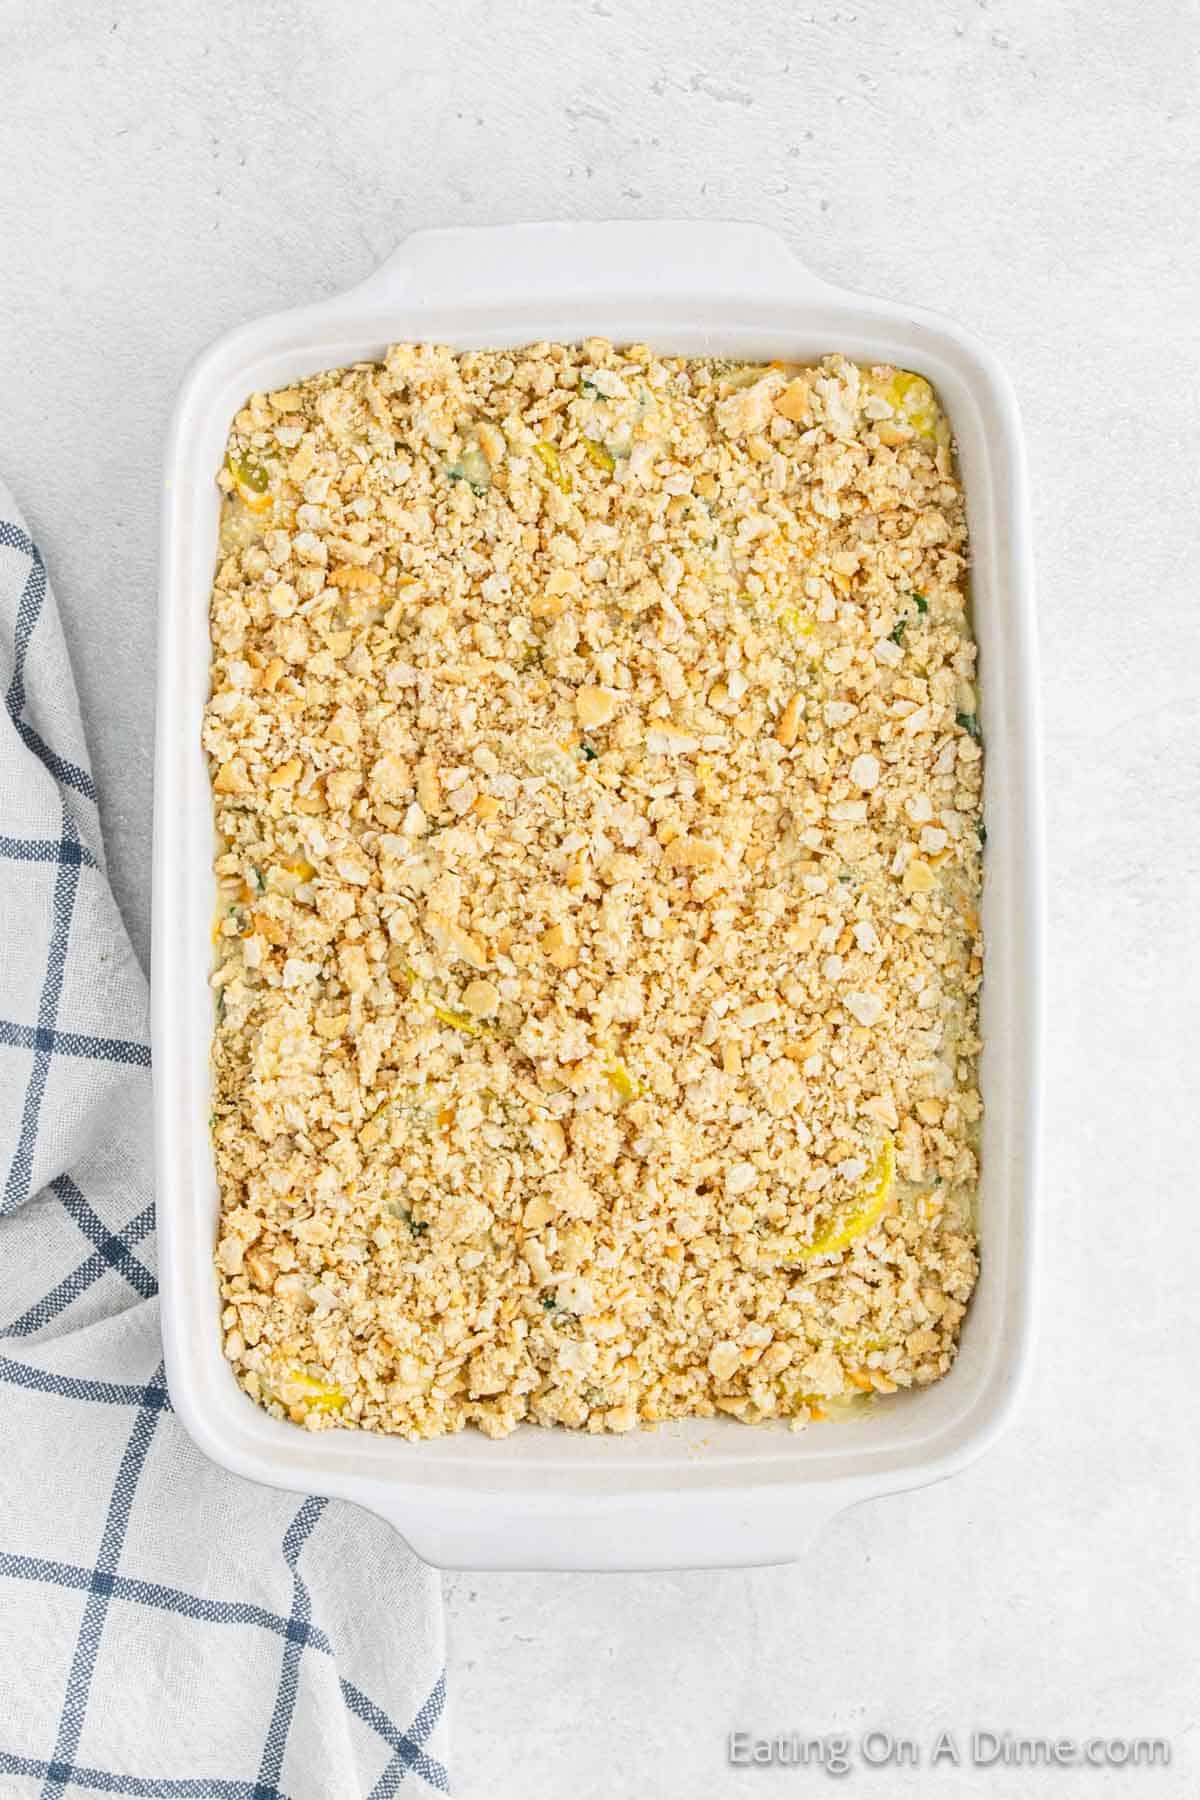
top-left (226, 450), bottom-right (273, 513)
top-left (880, 370), bottom-right (937, 439)
top-left (285, 1371), bottom-right (346, 1414)
top-left (605, 1059), bottom-right (642, 1103)
top-left (762, 1136), bottom-right (896, 1265)
top-left (533, 440), bottom-right (572, 492)
top-left (582, 436), bottom-right (615, 472)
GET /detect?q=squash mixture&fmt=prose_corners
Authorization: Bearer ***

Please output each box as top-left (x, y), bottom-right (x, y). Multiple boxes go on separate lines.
top-left (205, 341), bottom-right (982, 1438)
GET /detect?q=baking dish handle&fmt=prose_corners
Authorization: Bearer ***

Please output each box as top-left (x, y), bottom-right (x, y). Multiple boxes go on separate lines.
top-left (351, 1478), bottom-right (871, 1573)
top-left (342, 219), bottom-right (838, 315)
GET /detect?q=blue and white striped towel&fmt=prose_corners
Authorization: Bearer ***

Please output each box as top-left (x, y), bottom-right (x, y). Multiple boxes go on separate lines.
top-left (0, 481), bottom-right (449, 1798)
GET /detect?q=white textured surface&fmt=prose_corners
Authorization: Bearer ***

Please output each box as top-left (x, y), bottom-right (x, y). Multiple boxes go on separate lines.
top-left (1, 1), bottom-right (1196, 1793)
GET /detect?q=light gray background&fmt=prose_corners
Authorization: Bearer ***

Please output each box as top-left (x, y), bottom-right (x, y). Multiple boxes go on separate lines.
top-left (2, 0), bottom-right (1197, 1794)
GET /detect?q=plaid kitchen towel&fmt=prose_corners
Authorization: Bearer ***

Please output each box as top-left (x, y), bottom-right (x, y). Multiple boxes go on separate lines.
top-left (0, 482), bottom-right (448, 1798)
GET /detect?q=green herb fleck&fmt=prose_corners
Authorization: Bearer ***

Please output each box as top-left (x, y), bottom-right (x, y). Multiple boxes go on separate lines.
top-left (889, 619), bottom-right (907, 646)
top-left (250, 865), bottom-right (264, 892)
top-left (446, 463), bottom-right (488, 498)
top-left (540, 1295), bottom-right (558, 1311)
top-left (581, 744), bottom-right (598, 762)
top-left (978, 822), bottom-right (988, 848)
top-left (912, 591), bottom-right (928, 614)
top-left (956, 711), bottom-right (982, 743)
top-left (580, 376), bottom-right (601, 396)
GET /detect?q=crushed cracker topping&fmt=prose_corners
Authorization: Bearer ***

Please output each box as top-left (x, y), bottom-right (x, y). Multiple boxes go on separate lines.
top-left (206, 343), bottom-right (981, 1440)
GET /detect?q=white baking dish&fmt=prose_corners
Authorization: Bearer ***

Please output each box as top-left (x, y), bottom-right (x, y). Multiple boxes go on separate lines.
top-left (153, 220), bottom-right (1042, 1570)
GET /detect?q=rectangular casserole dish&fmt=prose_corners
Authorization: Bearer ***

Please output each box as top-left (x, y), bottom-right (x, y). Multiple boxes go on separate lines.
top-left (153, 220), bottom-right (1042, 1570)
